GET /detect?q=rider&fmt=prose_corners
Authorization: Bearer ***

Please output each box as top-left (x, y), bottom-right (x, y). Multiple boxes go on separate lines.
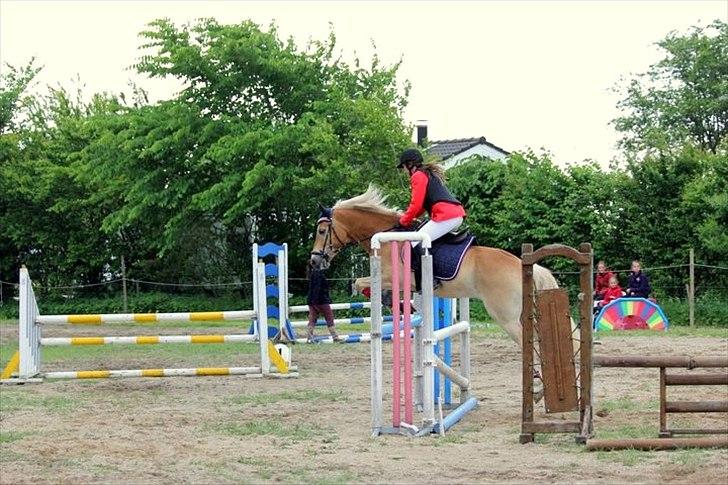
top-left (397, 148), bottom-right (466, 289)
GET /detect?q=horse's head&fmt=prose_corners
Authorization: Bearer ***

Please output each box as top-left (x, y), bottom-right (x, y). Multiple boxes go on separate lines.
top-left (309, 187), bottom-right (401, 270)
top-left (309, 205), bottom-right (350, 270)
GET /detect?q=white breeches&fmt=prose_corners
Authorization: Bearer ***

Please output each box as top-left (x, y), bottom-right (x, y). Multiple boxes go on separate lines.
top-left (412, 217), bottom-right (463, 246)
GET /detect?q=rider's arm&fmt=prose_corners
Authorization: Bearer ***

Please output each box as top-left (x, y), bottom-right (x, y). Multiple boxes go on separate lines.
top-left (400, 171), bottom-right (428, 226)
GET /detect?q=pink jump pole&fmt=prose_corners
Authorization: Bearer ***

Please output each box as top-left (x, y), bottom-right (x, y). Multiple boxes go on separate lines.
top-left (402, 243), bottom-right (413, 425)
top-left (391, 241), bottom-right (401, 428)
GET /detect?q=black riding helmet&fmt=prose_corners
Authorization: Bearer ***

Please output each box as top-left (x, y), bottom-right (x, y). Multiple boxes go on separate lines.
top-left (397, 148), bottom-right (424, 169)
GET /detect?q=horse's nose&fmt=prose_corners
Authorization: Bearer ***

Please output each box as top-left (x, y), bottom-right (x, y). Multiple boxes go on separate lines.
top-left (310, 254), bottom-right (324, 269)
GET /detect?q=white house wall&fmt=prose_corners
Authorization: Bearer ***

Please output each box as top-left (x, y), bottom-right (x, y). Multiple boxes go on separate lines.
top-left (442, 145), bottom-right (508, 170)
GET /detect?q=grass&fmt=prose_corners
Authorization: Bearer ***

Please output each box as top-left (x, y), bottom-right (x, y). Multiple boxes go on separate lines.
top-left (0, 430), bottom-right (33, 444)
top-left (595, 326), bottom-right (727, 338)
top-left (236, 456), bottom-right (275, 480)
top-left (431, 433), bottom-right (467, 445)
top-left (596, 397), bottom-right (655, 414)
top-left (0, 391), bottom-right (79, 413)
top-left (591, 425), bottom-right (660, 465)
top-left (236, 457), bottom-right (360, 484)
top-left (230, 389), bottom-right (348, 407)
top-left (41, 341), bottom-right (259, 361)
top-left (212, 419), bottom-right (331, 442)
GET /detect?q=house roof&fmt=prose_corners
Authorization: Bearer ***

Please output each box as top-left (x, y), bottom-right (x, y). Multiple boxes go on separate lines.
top-left (427, 136), bottom-right (510, 160)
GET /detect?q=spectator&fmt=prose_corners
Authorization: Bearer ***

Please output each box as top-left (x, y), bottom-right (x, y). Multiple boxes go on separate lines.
top-left (594, 260), bottom-right (614, 301)
top-left (598, 275), bottom-right (624, 307)
top-left (626, 260), bottom-right (651, 298)
top-left (306, 267), bottom-right (340, 343)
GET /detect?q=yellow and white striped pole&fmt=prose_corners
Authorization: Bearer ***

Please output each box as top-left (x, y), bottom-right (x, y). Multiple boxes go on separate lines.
top-left (39, 334), bottom-right (258, 346)
top-left (44, 365), bottom-right (299, 380)
top-left (37, 310), bottom-right (256, 325)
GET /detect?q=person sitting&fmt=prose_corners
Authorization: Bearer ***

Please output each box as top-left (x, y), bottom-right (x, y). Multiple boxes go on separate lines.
top-left (598, 275), bottom-right (625, 308)
top-left (397, 148), bottom-right (466, 290)
top-left (625, 259), bottom-right (651, 298)
top-left (594, 260), bottom-right (614, 301)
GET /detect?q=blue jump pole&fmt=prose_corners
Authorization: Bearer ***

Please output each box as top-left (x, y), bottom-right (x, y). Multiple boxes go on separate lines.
top-left (443, 298), bottom-right (452, 407)
top-left (433, 397), bottom-right (478, 434)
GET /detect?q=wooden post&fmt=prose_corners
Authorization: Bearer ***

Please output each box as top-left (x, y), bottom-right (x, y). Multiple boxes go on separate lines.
top-left (577, 242), bottom-right (593, 443)
top-left (519, 244), bottom-right (535, 444)
top-left (121, 255), bottom-right (128, 313)
top-left (659, 367), bottom-right (669, 437)
top-left (689, 248), bottom-right (695, 327)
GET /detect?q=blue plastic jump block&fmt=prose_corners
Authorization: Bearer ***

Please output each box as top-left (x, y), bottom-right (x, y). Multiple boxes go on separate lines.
top-left (247, 321), bottom-right (281, 339)
top-left (264, 263), bottom-right (278, 278)
top-left (266, 305), bottom-right (280, 320)
top-left (265, 284), bottom-right (279, 299)
top-left (257, 242), bottom-right (285, 258)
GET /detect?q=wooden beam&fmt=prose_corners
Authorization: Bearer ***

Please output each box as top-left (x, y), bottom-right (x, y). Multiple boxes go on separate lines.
top-left (586, 436), bottom-right (728, 451)
top-left (593, 355), bottom-right (728, 368)
top-left (665, 373), bottom-right (728, 386)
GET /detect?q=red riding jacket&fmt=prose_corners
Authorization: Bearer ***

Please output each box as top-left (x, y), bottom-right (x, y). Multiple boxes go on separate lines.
top-left (400, 171), bottom-right (465, 227)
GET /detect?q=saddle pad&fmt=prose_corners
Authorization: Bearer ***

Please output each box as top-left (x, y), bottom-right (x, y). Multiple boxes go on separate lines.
top-left (431, 235), bottom-right (476, 281)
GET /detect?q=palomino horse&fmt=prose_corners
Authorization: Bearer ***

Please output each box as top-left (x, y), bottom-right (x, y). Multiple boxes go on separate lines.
top-left (309, 186), bottom-right (560, 347)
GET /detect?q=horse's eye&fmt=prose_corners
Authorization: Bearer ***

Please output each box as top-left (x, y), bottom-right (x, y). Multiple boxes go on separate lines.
top-left (318, 229), bottom-right (326, 235)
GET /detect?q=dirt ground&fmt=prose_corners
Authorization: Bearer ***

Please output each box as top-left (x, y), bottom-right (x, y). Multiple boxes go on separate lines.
top-left (1, 325), bottom-right (727, 484)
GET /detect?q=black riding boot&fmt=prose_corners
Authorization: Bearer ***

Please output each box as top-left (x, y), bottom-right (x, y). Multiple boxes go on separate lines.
top-left (411, 244), bottom-right (423, 292)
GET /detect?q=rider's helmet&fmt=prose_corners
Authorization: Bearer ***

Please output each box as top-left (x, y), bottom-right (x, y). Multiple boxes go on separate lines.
top-left (397, 148), bottom-right (424, 170)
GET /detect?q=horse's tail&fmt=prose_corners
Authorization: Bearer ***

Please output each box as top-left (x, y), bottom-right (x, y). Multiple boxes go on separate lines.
top-left (533, 263), bottom-right (579, 336)
top-left (533, 263), bottom-right (560, 291)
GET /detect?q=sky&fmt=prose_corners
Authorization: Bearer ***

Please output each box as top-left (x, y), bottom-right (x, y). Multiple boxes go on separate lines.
top-left (1, 0), bottom-right (726, 165)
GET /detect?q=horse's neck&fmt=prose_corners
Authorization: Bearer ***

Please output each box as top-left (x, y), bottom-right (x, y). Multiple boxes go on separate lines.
top-left (339, 208), bottom-right (398, 254)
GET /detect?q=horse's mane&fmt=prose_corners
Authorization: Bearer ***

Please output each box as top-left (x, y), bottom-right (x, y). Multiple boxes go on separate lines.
top-left (333, 185), bottom-right (399, 218)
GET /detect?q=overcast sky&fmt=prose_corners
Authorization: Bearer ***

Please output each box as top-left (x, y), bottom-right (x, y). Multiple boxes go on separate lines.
top-left (2, 0), bottom-right (726, 165)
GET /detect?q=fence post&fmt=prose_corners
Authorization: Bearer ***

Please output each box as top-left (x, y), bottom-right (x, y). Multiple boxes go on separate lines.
top-left (121, 255), bottom-right (128, 313)
top-left (689, 248), bottom-right (695, 328)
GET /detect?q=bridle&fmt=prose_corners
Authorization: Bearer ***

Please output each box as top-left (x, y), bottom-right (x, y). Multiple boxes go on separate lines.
top-left (310, 212), bottom-right (349, 265)
top-left (310, 207), bottom-right (402, 267)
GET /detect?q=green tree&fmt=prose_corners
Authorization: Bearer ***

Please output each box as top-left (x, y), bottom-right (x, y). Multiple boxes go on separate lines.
top-left (77, 18), bottom-right (411, 282)
top-left (613, 20), bottom-right (728, 154)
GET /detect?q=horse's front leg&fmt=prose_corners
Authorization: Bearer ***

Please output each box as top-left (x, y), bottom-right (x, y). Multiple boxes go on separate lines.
top-left (360, 243), bottom-right (424, 294)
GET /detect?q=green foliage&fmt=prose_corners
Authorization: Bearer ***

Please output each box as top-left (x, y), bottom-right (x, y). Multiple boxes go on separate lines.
top-left (0, 59), bottom-right (41, 134)
top-left (613, 20), bottom-right (728, 154)
top-left (658, 295), bottom-right (728, 327)
top-left (1, 18), bottom-right (410, 286)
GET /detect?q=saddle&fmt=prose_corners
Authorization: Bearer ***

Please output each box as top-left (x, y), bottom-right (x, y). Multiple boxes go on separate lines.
top-left (436, 230), bottom-right (471, 246)
top-left (404, 225), bottom-right (477, 291)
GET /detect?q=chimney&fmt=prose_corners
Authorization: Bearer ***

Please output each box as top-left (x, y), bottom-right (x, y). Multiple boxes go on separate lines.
top-left (416, 120), bottom-right (428, 147)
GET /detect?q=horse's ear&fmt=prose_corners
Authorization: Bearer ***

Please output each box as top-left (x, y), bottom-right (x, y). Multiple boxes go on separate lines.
top-left (317, 204), bottom-right (333, 220)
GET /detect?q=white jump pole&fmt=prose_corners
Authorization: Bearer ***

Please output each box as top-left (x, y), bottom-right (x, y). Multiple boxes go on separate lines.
top-left (370, 232), bottom-right (434, 435)
top-left (19, 267), bottom-right (40, 379)
top-left (256, 262), bottom-right (270, 374)
top-left (370, 244), bottom-right (383, 436)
